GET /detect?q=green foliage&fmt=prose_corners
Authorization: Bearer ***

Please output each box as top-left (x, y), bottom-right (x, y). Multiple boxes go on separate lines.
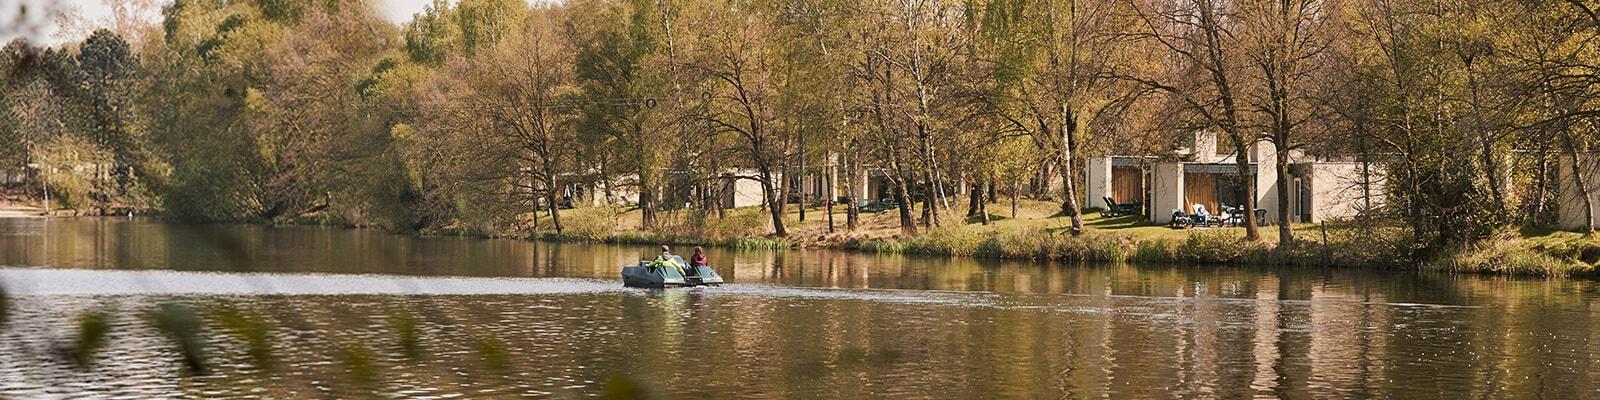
top-left (1130, 239), bottom-right (1178, 263)
top-left (0, 282), bottom-right (8, 329)
top-left (36, 135), bottom-right (114, 210)
top-left (473, 334), bottom-right (510, 376)
top-left (403, 0), bottom-right (460, 65)
top-left (454, 0), bottom-right (528, 56)
top-left (1174, 232), bottom-right (1253, 264)
top-left (561, 206), bottom-right (625, 241)
top-left (852, 228), bottom-right (1133, 262)
top-left (148, 303), bottom-right (207, 375)
top-left (67, 309), bottom-right (112, 368)
top-left (387, 311), bottom-right (424, 360)
top-left (601, 375), bottom-right (660, 400)
top-left (335, 341), bottom-right (379, 390)
top-left (162, 135), bottom-right (264, 221)
top-left (213, 305), bottom-right (275, 370)
top-left (1447, 230), bottom-right (1599, 277)
top-left (256, 0), bottom-right (309, 23)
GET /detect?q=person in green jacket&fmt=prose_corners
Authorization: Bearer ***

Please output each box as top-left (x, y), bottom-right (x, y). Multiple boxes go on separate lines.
top-left (651, 245), bottom-right (687, 276)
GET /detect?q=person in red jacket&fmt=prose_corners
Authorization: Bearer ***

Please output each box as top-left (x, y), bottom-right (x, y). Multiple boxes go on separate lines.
top-left (689, 247), bottom-right (708, 269)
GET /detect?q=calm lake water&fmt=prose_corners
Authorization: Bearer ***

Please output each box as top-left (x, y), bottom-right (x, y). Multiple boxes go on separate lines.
top-left (2, 218), bottom-right (1600, 398)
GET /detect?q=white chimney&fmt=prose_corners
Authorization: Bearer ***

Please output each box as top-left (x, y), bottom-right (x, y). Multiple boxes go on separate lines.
top-left (1193, 131), bottom-right (1218, 163)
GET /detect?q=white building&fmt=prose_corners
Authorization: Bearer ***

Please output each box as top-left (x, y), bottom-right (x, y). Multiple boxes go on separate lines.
top-left (1086, 132), bottom-right (1385, 224)
top-left (1559, 155), bottom-right (1600, 230)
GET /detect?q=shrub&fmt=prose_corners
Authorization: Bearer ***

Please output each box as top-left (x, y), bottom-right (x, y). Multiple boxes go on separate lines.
top-left (707, 209), bottom-right (769, 237)
top-left (858, 227), bottom-right (1132, 263)
top-left (561, 206), bottom-right (624, 241)
top-left (1131, 239), bottom-right (1178, 263)
top-left (1447, 231), bottom-right (1597, 277)
top-left (1176, 232), bottom-right (1254, 264)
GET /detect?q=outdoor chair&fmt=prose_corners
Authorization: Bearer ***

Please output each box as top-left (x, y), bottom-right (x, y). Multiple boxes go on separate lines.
top-left (1169, 209), bottom-right (1194, 229)
top-left (1221, 205), bottom-right (1245, 227)
top-left (1103, 197), bottom-right (1142, 217)
top-left (1206, 207), bottom-right (1233, 228)
top-left (1192, 204), bottom-right (1214, 227)
top-left (1102, 196), bottom-right (1121, 217)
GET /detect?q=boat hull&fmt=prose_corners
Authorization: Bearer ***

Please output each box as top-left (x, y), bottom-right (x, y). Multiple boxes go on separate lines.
top-left (621, 263), bottom-right (724, 288)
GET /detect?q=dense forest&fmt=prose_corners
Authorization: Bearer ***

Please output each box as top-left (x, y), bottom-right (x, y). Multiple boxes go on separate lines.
top-left (2, 0), bottom-right (1598, 261)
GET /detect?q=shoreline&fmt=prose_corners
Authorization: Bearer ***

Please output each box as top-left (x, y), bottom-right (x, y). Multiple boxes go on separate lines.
top-left (330, 215), bottom-right (1600, 279)
top-left (7, 203), bottom-right (1597, 279)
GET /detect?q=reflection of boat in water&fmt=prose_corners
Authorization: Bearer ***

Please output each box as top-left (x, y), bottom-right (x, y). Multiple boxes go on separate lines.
top-left (621, 256), bottom-right (725, 288)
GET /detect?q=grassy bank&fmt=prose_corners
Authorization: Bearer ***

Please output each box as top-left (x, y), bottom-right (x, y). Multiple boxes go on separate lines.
top-left (837, 217), bottom-right (1411, 270)
top-left (524, 198), bottom-right (1600, 278)
top-left (1442, 228), bottom-right (1600, 277)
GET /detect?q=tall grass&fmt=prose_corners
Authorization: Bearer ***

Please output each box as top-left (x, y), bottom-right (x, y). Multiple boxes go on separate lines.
top-left (850, 228), bottom-right (1135, 263)
top-left (1444, 230), bottom-right (1599, 277)
top-left (845, 223), bottom-right (1417, 269)
top-left (544, 206), bottom-right (793, 250)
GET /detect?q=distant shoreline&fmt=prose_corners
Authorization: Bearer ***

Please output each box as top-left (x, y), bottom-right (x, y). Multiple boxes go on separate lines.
top-left (5, 202), bottom-right (1596, 279)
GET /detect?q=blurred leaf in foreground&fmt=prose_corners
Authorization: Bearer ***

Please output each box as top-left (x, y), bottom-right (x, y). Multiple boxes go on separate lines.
top-left (62, 309), bottom-right (111, 368)
top-left (149, 303), bottom-right (207, 375)
top-left (213, 304), bottom-right (275, 371)
top-left (601, 375), bottom-right (659, 400)
top-left (386, 311), bottom-right (423, 360)
top-left (0, 281), bottom-right (8, 329)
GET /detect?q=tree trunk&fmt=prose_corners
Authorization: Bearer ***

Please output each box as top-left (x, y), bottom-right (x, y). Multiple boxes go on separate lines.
top-left (798, 151), bottom-right (807, 222)
top-left (1059, 108), bottom-right (1083, 235)
top-left (546, 181), bottom-right (564, 234)
top-left (845, 149), bottom-right (860, 230)
top-left (826, 163), bottom-right (835, 233)
top-left (1010, 184), bottom-right (1019, 220)
top-left (778, 162), bottom-right (792, 226)
top-left (762, 172), bottom-right (789, 236)
top-left (894, 179), bottom-right (917, 235)
top-left (1533, 140), bottom-right (1551, 219)
top-left (967, 182), bottom-right (981, 217)
top-left (599, 155), bottom-right (614, 205)
top-left (1274, 138), bottom-right (1293, 244)
top-left (920, 182), bottom-right (933, 228)
top-left (979, 180), bottom-right (990, 225)
top-left (717, 175), bottom-right (728, 220)
top-left (1233, 135), bottom-right (1261, 241)
top-left (1466, 65), bottom-right (1507, 215)
top-left (638, 154), bottom-right (657, 230)
top-left (1358, 135), bottom-right (1372, 215)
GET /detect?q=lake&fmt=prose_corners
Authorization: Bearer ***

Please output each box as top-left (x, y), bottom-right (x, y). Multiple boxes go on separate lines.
top-left (2, 218), bottom-right (1599, 398)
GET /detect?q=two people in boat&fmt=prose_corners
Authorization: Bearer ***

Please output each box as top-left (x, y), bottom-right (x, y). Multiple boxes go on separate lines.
top-left (651, 245), bottom-right (708, 276)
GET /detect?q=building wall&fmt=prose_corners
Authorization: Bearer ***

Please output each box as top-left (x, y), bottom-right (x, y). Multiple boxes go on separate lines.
top-left (1150, 163), bottom-right (1186, 223)
top-left (0, 170), bottom-right (25, 185)
top-left (1193, 131), bottom-right (1220, 163)
top-left (581, 174), bottom-right (641, 207)
top-left (1252, 140), bottom-right (1281, 224)
top-left (1303, 162), bottom-right (1383, 223)
top-left (1559, 157), bottom-right (1600, 230)
top-left (729, 178), bottom-right (766, 208)
top-left (1085, 157), bottom-right (1113, 209)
